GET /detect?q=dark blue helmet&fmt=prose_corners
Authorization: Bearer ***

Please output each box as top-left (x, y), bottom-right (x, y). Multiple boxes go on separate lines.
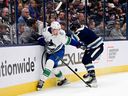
top-left (70, 21), bottom-right (81, 31)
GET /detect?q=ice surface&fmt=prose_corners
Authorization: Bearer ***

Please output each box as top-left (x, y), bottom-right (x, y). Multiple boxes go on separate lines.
top-left (20, 72), bottom-right (128, 96)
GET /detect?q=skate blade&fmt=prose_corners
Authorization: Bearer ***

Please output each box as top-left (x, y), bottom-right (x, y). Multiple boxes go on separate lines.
top-left (64, 81), bottom-right (70, 85)
top-left (86, 82), bottom-right (98, 88)
top-left (37, 88), bottom-right (42, 91)
top-left (57, 81), bottom-right (70, 86)
top-left (62, 81), bottom-right (70, 86)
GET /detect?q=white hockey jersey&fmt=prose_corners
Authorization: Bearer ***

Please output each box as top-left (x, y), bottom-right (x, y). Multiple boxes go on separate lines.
top-left (42, 27), bottom-right (69, 54)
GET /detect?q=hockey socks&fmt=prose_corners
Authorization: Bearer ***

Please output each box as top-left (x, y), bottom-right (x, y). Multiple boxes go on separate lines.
top-left (37, 59), bottom-right (54, 91)
top-left (84, 63), bottom-right (96, 77)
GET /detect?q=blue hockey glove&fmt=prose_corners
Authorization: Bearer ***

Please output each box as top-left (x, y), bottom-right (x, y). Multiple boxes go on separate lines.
top-left (37, 36), bottom-right (46, 46)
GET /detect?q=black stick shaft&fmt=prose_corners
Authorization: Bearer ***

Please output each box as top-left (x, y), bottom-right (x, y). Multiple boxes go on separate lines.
top-left (58, 56), bottom-right (91, 87)
top-left (46, 45), bottom-right (91, 87)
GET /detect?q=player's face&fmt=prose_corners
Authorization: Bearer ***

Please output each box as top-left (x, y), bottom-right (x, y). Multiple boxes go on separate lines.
top-left (51, 29), bottom-right (59, 36)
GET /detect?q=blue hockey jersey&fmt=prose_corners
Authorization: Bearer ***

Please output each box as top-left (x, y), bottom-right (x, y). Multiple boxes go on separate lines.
top-left (75, 26), bottom-right (103, 49)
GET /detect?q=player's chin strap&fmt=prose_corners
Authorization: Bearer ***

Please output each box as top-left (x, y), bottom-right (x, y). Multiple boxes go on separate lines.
top-left (46, 45), bottom-right (91, 87)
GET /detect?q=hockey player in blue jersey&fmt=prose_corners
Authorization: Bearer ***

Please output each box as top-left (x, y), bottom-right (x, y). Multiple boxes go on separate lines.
top-left (70, 21), bottom-right (104, 87)
top-left (36, 21), bottom-right (83, 91)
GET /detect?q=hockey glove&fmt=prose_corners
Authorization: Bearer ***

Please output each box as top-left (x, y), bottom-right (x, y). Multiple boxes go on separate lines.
top-left (47, 40), bottom-right (55, 46)
top-left (81, 45), bottom-right (91, 50)
top-left (37, 36), bottom-right (46, 46)
top-left (78, 42), bottom-right (90, 50)
top-left (76, 41), bottom-right (86, 50)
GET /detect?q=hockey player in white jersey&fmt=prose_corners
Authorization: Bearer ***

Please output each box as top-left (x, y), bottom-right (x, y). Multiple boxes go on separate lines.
top-left (37, 21), bottom-right (83, 91)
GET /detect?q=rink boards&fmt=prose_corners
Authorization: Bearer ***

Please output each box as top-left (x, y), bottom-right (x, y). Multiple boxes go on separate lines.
top-left (0, 41), bottom-right (128, 96)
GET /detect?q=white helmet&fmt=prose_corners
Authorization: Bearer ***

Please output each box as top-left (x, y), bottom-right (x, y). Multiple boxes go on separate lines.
top-left (51, 21), bottom-right (61, 29)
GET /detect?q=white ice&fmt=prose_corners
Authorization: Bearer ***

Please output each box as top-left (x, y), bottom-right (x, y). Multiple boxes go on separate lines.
top-left (21, 72), bottom-right (128, 96)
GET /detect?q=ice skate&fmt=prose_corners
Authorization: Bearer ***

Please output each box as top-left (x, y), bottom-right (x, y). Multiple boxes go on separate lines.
top-left (85, 76), bottom-right (98, 88)
top-left (37, 80), bottom-right (44, 91)
top-left (83, 74), bottom-right (98, 88)
top-left (83, 74), bottom-right (91, 82)
top-left (57, 78), bottom-right (69, 86)
top-left (87, 78), bottom-right (98, 88)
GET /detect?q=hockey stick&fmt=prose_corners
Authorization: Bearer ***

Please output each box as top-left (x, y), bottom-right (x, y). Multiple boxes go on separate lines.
top-left (58, 55), bottom-right (91, 87)
top-left (46, 46), bottom-right (91, 87)
top-left (53, 1), bottom-right (63, 14)
top-left (41, 50), bottom-right (47, 70)
top-left (55, 2), bottom-right (62, 12)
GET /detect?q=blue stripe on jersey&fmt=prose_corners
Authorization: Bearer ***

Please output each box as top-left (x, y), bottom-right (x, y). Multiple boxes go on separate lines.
top-left (86, 65), bottom-right (94, 70)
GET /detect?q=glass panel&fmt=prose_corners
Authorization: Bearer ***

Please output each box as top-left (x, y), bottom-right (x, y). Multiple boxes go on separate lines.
top-left (0, 0), bottom-right (127, 47)
top-left (104, 0), bottom-right (127, 40)
top-left (0, 0), bottom-right (15, 46)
